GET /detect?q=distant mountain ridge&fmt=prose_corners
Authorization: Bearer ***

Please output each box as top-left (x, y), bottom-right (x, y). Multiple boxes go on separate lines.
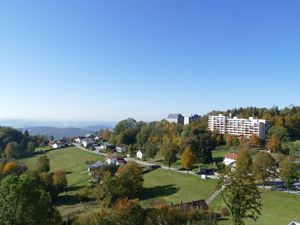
top-left (21, 127), bottom-right (95, 140)
top-left (0, 119), bottom-right (116, 129)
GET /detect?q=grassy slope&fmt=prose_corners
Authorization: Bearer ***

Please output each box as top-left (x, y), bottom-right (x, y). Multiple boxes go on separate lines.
top-left (143, 169), bottom-right (217, 204)
top-left (213, 189), bottom-right (300, 225)
top-left (20, 147), bottom-right (104, 188)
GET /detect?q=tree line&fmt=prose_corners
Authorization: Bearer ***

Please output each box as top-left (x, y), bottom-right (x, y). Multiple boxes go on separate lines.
top-left (0, 126), bottom-right (50, 159)
top-left (0, 155), bottom-right (67, 225)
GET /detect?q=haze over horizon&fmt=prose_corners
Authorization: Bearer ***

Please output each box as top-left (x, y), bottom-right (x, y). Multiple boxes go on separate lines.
top-left (1, 0), bottom-right (300, 122)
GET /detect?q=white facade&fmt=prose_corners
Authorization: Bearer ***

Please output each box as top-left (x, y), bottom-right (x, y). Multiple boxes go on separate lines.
top-left (82, 138), bottom-right (95, 148)
top-left (74, 137), bottom-right (82, 143)
top-left (208, 114), bottom-right (269, 140)
top-left (223, 156), bottom-right (237, 166)
top-left (106, 157), bottom-right (117, 165)
top-left (116, 145), bottom-right (126, 153)
top-left (52, 142), bottom-right (65, 149)
top-left (136, 150), bottom-right (143, 159)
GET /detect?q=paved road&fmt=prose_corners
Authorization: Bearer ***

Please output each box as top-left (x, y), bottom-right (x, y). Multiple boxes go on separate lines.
top-left (73, 143), bottom-right (202, 176)
top-left (206, 187), bottom-right (224, 205)
top-left (73, 143), bottom-right (222, 204)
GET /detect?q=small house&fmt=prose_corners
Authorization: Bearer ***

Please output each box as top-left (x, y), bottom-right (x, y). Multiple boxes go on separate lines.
top-left (87, 161), bottom-right (104, 172)
top-left (136, 150), bottom-right (144, 159)
top-left (99, 143), bottom-right (114, 151)
top-left (116, 144), bottom-right (126, 153)
top-left (74, 137), bottom-right (85, 143)
top-left (223, 153), bottom-right (238, 166)
top-left (106, 155), bottom-right (127, 165)
top-left (52, 141), bottom-right (65, 149)
top-left (82, 138), bottom-right (95, 148)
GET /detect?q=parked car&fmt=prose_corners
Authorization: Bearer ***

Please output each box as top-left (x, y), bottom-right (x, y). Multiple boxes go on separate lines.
top-left (150, 164), bottom-right (161, 169)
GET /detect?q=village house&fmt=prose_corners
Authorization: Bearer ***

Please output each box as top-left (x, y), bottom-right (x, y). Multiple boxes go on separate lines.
top-left (52, 141), bottom-right (65, 149)
top-left (223, 153), bottom-right (239, 166)
top-left (116, 144), bottom-right (126, 153)
top-left (106, 155), bottom-right (127, 166)
top-left (99, 143), bottom-right (114, 151)
top-left (87, 161), bottom-right (104, 173)
top-left (82, 138), bottom-right (96, 148)
top-left (136, 150), bottom-right (144, 159)
top-left (74, 136), bottom-right (85, 143)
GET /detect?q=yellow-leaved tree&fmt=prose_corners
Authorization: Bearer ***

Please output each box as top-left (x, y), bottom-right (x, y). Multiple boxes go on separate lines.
top-left (181, 146), bottom-right (197, 173)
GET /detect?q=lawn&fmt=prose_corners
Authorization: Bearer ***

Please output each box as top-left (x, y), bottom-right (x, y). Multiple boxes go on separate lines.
top-left (212, 189), bottom-right (300, 225)
top-left (142, 169), bottom-right (217, 204)
top-left (20, 147), bottom-right (104, 189)
top-left (20, 147), bottom-right (105, 218)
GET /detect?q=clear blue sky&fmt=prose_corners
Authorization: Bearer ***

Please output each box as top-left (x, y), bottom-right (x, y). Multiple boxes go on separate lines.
top-left (0, 0), bottom-right (299, 122)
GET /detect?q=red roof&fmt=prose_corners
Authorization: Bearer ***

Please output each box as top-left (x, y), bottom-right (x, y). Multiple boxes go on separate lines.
top-left (224, 153), bottom-right (239, 160)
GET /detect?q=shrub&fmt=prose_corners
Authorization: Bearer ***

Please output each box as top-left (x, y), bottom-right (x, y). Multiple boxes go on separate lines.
top-left (220, 207), bottom-right (230, 218)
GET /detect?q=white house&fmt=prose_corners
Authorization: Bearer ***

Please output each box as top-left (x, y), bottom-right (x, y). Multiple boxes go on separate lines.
top-left (106, 155), bottom-right (126, 165)
top-left (288, 222), bottom-right (300, 225)
top-left (87, 161), bottom-right (104, 172)
top-left (52, 141), bottom-right (65, 149)
top-left (116, 145), bottom-right (126, 153)
top-left (99, 143), bottom-right (114, 151)
top-left (223, 153), bottom-right (238, 166)
top-left (74, 136), bottom-right (86, 143)
top-left (136, 150), bottom-right (144, 159)
top-left (82, 138), bottom-right (95, 148)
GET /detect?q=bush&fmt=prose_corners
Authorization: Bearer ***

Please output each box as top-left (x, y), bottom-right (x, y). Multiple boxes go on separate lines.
top-left (220, 207), bottom-right (230, 218)
top-left (75, 187), bottom-right (91, 202)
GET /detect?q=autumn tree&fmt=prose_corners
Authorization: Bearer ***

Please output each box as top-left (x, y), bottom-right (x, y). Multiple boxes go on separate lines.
top-left (280, 156), bottom-right (299, 193)
top-left (225, 134), bottom-right (240, 147)
top-left (267, 137), bottom-right (281, 153)
top-left (4, 142), bottom-right (21, 159)
top-left (269, 125), bottom-right (289, 141)
top-left (101, 129), bottom-right (112, 141)
top-left (52, 170), bottom-right (68, 193)
top-left (37, 155), bottom-right (50, 173)
top-left (249, 134), bottom-right (260, 148)
top-left (94, 171), bottom-right (119, 207)
top-left (181, 146), bottom-right (197, 173)
top-left (253, 152), bottom-right (277, 187)
top-left (94, 162), bottom-right (144, 207)
top-left (159, 143), bottom-right (177, 169)
top-left (220, 148), bottom-right (261, 225)
top-left (2, 161), bottom-right (27, 177)
top-left (116, 162), bottom-right (144, 198)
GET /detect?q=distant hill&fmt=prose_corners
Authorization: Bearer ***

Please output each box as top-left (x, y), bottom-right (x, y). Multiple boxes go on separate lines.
top-left (22, 127), bottom-right (94, 140)
top-left (84, 125), bottom-right (112, 131)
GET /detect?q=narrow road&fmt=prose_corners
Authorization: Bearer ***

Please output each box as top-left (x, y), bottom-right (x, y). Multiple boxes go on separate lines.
top-left (74, 143), bottom-right (221, 205)
top-left (73, 143), bottom-right (204, 177)
top-left (206, 187), bottom-right (224, 205)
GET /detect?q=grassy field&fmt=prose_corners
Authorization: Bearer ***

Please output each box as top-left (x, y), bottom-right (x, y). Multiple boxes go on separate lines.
top-left (212, 189), bottom-right (300, 225)
top-left (20, 147), bottom-right (104, 188)
top-left (20, 147), bottom-right (105, 218)
top-left (142, 169), bottom-right (217, 204)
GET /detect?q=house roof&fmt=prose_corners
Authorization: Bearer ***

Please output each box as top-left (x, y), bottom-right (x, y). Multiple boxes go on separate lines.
top-left (224, 153), bottom-right (239, 160)
top-left (88, 161), bottom-right (104, 169)
top-left (167, 113), bottom-right (183, 119)
top-left (173, 200), bottom-right (209, 211)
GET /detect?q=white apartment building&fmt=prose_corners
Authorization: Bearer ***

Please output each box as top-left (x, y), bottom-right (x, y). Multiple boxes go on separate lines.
top-left (208, 114), bottom-right (269, 140)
